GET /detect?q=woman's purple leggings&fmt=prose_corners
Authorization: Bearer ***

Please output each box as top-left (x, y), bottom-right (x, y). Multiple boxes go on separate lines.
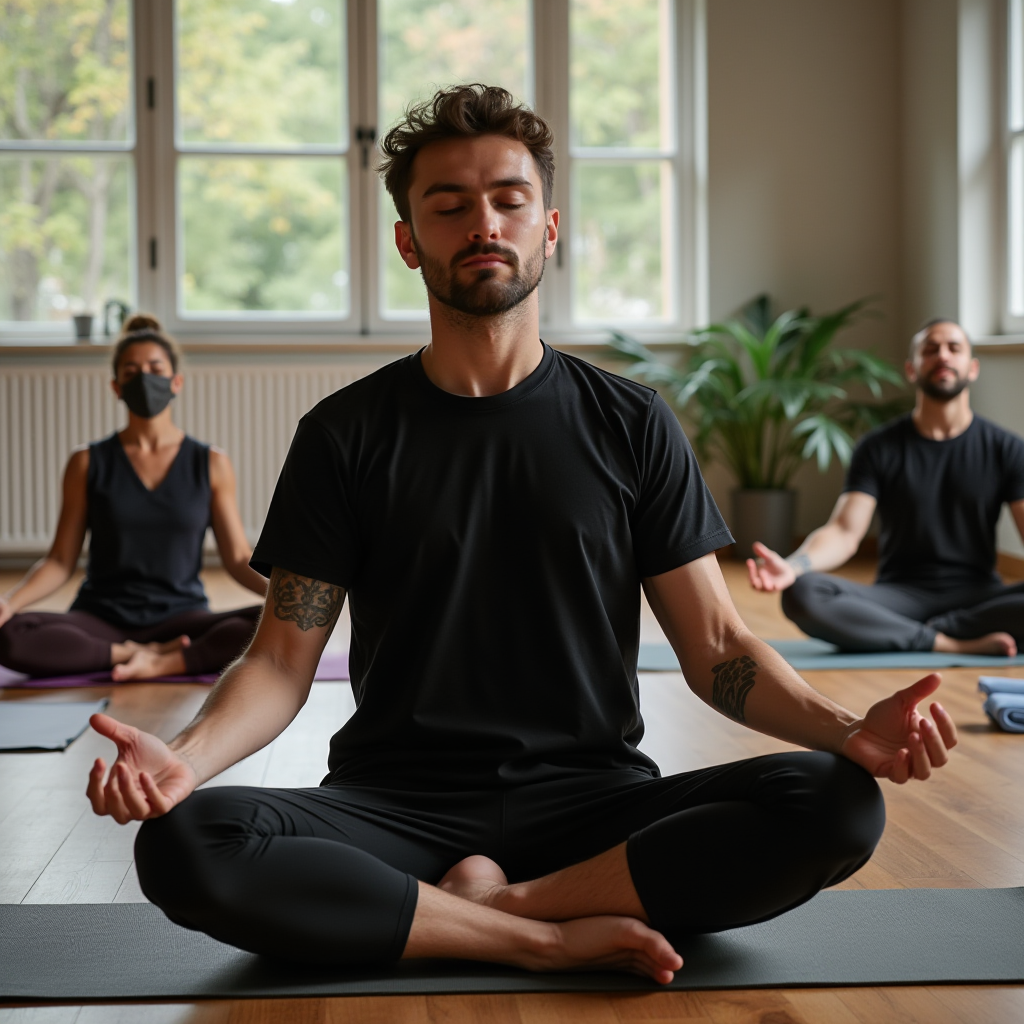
top-left (0, 606), bottom-right (261, 676)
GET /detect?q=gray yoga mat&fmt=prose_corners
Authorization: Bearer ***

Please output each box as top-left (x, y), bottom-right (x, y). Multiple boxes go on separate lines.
top-left (2, 888), bottom-right (1022, 1001)
top-left (0, 699), bottom-right (108, 751)
top-left (638, 639), bottom-right (1024, 672)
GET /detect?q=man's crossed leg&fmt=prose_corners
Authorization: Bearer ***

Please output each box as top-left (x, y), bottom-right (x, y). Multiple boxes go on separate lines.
top-left (134, 751), bottom-right (884, 983)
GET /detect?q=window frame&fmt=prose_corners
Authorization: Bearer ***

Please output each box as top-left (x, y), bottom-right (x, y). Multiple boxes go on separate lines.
top-left (1007, 0), bottom-right (1024, 333)
top-left (2, 0), bottom-right (707, 345)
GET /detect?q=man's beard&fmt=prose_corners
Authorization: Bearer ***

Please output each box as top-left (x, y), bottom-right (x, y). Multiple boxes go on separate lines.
top-left (917, 368), bottom-right (969, 402)
top-left (414, 235), bottom-right (547, 317)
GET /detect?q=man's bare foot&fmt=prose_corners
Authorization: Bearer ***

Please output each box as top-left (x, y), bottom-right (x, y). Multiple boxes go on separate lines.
top-left (405, 883), bottom-right (681, 985)
top-left (526, 915), bottom-right (682, 984)
top-left (934, 631), bottom-right (1017, 657)
top-left (110, 648), bottom-right (187, 681)
top-left (438, 855), bottom-right (508, 908)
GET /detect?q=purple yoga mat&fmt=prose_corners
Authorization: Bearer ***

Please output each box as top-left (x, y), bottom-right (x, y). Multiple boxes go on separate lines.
top-left (0, 650), bottom-right (349, 689)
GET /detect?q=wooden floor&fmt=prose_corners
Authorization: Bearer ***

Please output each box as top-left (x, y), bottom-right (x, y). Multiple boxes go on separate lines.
top-left (2, 560), bottom-right (1024, 1022)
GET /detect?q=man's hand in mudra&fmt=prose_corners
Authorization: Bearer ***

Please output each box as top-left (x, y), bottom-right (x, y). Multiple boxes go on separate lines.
top-left (839, 673), bottom-right (957, 783)
top-left (86, 712), bottom-right (197, 824)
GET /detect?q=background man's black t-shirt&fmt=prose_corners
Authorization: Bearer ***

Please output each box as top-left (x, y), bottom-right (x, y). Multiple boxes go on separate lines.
top-left (842, 414), bottom-right (1024, 588)
top-left (252, 345), bottom-right (732, 789)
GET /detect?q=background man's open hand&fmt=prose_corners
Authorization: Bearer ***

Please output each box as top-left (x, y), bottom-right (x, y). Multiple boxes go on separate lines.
top-left (745, 541), bottom-right (797, 592)
top-left (839, 673), bottom-right (957, 783)
top-left (86, 712), bottom-right (197, 824)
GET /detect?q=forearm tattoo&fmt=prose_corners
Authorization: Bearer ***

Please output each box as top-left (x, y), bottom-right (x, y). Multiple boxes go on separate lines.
top-left (711, 655), bottom-right (758, 722)
top-left (271, 568), bottom-right (343, 632)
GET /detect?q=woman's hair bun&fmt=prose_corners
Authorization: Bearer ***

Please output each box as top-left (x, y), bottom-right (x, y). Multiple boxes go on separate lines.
top-left (112, 312), bottom-right (180, 375)
top-left (121, 313), bottom-right (162, 333)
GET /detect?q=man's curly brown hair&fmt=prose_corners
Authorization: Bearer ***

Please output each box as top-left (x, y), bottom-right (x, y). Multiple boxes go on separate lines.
top-left (378, 84), bottom-right (555, 223)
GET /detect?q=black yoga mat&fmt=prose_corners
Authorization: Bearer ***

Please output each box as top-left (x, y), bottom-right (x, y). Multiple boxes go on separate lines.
top-left (0, 699), bottom-right (108, 752)
top-left (2, 888), bottom-right (1022, 1001)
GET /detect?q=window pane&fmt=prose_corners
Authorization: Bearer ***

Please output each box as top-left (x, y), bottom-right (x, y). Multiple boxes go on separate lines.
top-left (377, 0), bottom-right (529, 317)
top-left (0, 0), bottom-right (132, 144)
top-left (378, 0), bottom-right (530, 135)
top-left (0, 155), bottom-right (132, 322)
top-left (1012, 0), bottom-right (1024, 132)
top-left (1010, 138), bottom-right (1024, 317)
top-left (570, 0), bottom-right (671, 150)
top-left (176, 0), bottom-right (346, 148)
top-left (380, 185), bottom-right (428, 317)
top-left (573, 162), bottom-right (671, 322)
top-left (179, 157), bottom-right (348, 315)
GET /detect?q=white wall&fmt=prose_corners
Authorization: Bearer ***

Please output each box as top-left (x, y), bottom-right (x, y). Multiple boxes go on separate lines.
top-left (972, 354), bottom-right (1024, 557)
top-left (900, 0), bottom-right (959, 337)
top-left (705, 0), bottom-right (902, 537)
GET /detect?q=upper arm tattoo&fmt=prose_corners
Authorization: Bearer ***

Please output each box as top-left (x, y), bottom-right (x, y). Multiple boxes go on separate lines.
top-left (711, 655), bottom-right (758, 722)
top-left (270, 568), bottom-right (344, 632)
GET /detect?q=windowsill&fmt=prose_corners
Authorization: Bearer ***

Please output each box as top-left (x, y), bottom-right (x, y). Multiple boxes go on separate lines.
top-left (975, 335), bottom-right (1024, 353)
top-left (0, 332), bottom-right (689, 358)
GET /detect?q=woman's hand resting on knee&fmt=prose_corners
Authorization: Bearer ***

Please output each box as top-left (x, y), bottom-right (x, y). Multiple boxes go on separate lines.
top-left (86, 712), bottom-right (198, 823)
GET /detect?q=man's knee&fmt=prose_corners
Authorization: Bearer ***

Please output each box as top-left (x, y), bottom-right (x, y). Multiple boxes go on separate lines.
top-left (780, 573), bottom-right (830, 626)
top-left (775, 751), bottom-right (885, 866)
top-left (135, 789), bottom-right (245, 921)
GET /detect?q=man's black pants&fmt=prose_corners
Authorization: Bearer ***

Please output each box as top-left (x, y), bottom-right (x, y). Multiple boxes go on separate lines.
top-left (135, 751), bottom-right (884, 965)
top-left (782, 574), bottom-right (1024, 652)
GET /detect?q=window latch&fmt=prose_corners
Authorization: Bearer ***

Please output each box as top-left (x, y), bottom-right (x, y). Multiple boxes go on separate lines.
top-left (355, 126), bottom-right (377, 169)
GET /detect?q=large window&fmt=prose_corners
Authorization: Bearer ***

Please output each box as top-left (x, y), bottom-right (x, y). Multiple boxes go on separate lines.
top-left (0, 0), bottom-right (135, 332)
top-left (0, 0), bottom-right (704, 342)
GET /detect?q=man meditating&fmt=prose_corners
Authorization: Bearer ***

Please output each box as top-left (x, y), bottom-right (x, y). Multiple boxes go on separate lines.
top-left (749, 319), bottom-right (1024, 655)
top-left (87, 85), bottom-right (956, 984)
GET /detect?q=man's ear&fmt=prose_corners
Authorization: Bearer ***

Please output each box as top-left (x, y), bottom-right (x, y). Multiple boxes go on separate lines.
top-left (171, 373), bottom-right (185, 396)
top-left (545, 208), bottom-right (559, 260)
top-left (904, 359), bottom-right (917, 384)
top-left (967, 356), bottom-right (981, 383)
top-left (395, 221), bottom-right (420, 270)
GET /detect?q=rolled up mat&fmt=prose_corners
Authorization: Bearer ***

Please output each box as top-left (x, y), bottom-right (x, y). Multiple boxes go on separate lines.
top-left (978, 676), bottom-right (1024, 696)
top-left (983, 692), bottom-right (1024, 733)
top-left (1, 888), bottom-right (1023, 1000)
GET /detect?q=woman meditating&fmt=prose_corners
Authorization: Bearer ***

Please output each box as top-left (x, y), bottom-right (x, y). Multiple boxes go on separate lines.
top-left (0, 315), bottom-right (267, 680)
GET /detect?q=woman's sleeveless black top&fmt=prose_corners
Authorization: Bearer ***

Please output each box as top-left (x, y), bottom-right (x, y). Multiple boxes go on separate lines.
top-left (71, 433), bottom-right (211, 627)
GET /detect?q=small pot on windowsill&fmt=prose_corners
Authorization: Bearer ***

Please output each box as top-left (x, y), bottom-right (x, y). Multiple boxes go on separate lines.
top-left (731, 488), bottom-right (796, 560)
top-left (72, 314), bottom-right (95, 343)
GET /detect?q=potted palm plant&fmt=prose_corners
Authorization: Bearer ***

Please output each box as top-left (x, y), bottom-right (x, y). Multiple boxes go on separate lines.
top-left (609, 295), bottom-right (908, 558)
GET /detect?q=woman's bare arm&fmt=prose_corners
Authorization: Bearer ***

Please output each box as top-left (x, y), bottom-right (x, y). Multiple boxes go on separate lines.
top-left (208, 447), bottom-right (267, 597)
top-left (0, 448), bottom-right (90, 626)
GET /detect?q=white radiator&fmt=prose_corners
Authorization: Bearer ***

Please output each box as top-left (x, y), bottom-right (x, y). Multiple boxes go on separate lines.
top-left (0, 360), bottom-right (385, 555)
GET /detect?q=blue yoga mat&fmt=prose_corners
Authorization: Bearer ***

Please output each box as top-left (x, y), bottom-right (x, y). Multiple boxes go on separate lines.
top-left (638, 640), bottom-right (1024, 673)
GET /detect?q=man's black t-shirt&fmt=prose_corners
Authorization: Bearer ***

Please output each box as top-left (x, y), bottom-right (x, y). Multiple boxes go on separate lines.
top-left (843, 414), bottom-right (1024, 588)
top-left (252, 345), bottom-right (732, 789)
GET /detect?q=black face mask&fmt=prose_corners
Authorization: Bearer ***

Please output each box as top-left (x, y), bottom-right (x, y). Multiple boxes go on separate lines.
top-left (120, 372), bottom-right (175, 418)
